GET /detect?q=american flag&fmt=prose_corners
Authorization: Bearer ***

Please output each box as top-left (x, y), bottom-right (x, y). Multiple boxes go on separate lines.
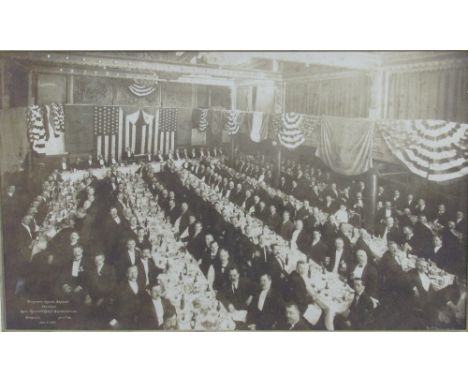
top-left (124, 108), bottom-right (156, 157)
top-left (93, 106), bottom-right (122, 161)
top-left (158, 108), bottom-right (178, 155)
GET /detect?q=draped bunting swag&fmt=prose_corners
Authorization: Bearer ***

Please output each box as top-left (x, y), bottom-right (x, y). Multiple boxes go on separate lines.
top-left (378, 120), bottom-right (468, 182)
top-left (276, 112), bottom-right (306, 149)
top-left (223, 110), bottom-right (241, 135)
top-left (128, 81), bottom-right (157, 97)
top-left (19, 104), bottom-right (468, 183)
top-left (26, 105), bottom-right (48, 154)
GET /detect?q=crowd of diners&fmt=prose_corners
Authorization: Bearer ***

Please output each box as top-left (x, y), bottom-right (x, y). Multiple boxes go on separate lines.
top-left (1, 146), bottom-right (466, 330)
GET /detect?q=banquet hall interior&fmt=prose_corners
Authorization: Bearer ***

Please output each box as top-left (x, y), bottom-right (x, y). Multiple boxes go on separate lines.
top-left (0, 51), bottom-right (467, 331)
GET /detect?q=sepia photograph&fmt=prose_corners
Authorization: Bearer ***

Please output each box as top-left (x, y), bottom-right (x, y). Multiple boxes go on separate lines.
top-left (0, 50), bottom-right (466, 332)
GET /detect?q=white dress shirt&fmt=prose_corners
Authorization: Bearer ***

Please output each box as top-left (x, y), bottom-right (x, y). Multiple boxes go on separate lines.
top-left (290, 229), bottom-right (301, 250)
top-left (96, 264), bottom-right (104, 276)
top-left (152, 298), bottom-right (164, 326)
top-left (418, 272), bottom-right (431, 292)
top-left (22, 223), bottom-right (32, 239)
top-left (72, 260), bottom-right (81, 277)
top-left (141, 259), bottom-right (149, 285)
top-left (258, 289), bottom-right (269, 311)
top-left (128, 280), bottom-right (139, 294)
top-left (352, 264), bottom-right (365, 279)
top-left (333, 249), bottom-right (343, 273)
top-left (128, 250), bottom-right (136, 265)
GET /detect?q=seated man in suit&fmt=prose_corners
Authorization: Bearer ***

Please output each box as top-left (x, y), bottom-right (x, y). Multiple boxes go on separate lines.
top-left (218, 267), bottom-right (254, 314)
top-left (290, 219), bottom-right (310, 253)
top-left (186, 221), bottom-right (205, 262)
top-left (55, 245), bottom-right (89, 301)
top-left (265, 204), bottom-right (281, 232)
top-left (86, 253), bottom-right (116, 304)
top-left (84, 253), bottom-right (116, 326)
top-left (325, 237), bottom-right (352, 275)
top-left (117, 238), bottom-right (141, 280)
top-left (308, 230), bottom-right (328, 265)
top-left (111, 265), bottom-right (144, 329)
top-left (174, 201), bottom-right (191, 234)
top-left (136, 247), bottom-right (162, 289)
top-left (279, 210), bottom-right (295, 241)
top-left (208, 248), bottom-right (233, 291)
top-left (286, 260), bottom-right (315, 314)
top-left (402, 225), bottom-right (423, 257)
top-left (377, 216), bottom-right (403, 245)
top-left (349, 249), bottom-right (378, 299)
top-left (137, 282), bottom-right (177, 330)
top-left (166, 198), bottom-right (179, 225)
top-left (408, 258), bottom-right (435, 312)
top-left (336, 278), bottom-right (374, 330)
top-left (279, 303), bottom-right (310, 330)
top-left (247, 274), bottom-right (283, 330)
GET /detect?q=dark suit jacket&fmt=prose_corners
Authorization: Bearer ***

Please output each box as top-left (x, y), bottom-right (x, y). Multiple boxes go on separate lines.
top-left (117, 248), bottom-right (141, 279)
top-left (348, 291), bottom-right (374, 329)
top-left (177, 211), bottom-right (191, 234)
top-left (247, 288), bottom-right (284, 330)
top-left (308, 240), bottom-right (329, 264)
top-left (187, 232), bottom-right (205, 261)
top-left (377, 225), bottom-right (403, 245)
top-left (114, 280), bottom-right (144, 329)
top-left (350, 263), bottom-right (378, 298)
top-left (286, 271), bottom-right (312, 314)
top-left (265, 212), bottom-right (281, 232)
top-left (280, 318), bottom-right (310, 330)
top-left (85, 263), bottom-right (116, 301)
top-left (137, 296), bottom-right (176, 330)
top-left (279, 220), bottom-right (295, 240)
top-left (218, 278), bottom-right (254, 310)
top-left (167, 206), bottom-right (180, 225)
top-left (136, 258), bottom-right (162, 289)
top-left (291, 229), bottom-right (311, 253)
top-left (326, 248), bottom-right (352, 274)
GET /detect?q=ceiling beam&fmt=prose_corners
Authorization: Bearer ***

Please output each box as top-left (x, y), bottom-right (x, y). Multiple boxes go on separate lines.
top-left (0, 52), bottom-right (281, 82)
top-left (227, 52), bottom-right (382, 70)
top-left (29, 65), bottom-right (236, 87)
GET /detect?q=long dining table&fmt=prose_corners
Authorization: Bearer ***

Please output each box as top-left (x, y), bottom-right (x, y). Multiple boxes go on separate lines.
top-left (212, 159), bottom-right (455, 292)
top-left (169, 163), bottom-right (356, 323)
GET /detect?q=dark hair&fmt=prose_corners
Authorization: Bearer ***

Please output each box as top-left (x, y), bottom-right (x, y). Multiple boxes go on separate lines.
top-left (353, 278), bottom-right (365, 286)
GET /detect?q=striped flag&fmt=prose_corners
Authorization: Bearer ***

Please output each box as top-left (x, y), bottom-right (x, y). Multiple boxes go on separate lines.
top-left (378, 120), bottom-right (468, 182)
top-left (158, 108), bottom-right (178, 155)
top-left (93, 106), bottom-right (123, 161)
top-left (249, 111), bottom-right (267, 142)
top-left (124, 108), bottom-right (157, 157)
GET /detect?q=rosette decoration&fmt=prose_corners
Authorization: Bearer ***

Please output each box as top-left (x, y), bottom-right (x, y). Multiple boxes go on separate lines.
top-left (49, 103), bottom-right (65, 137)
top-left (224, 109), bottom-right (241, 135)
top-left (26, 105), bottom-right (48, 154)
top-left (196, 108), bottom-right (209, 132)
top-left (277, 112), bottom-right (305, 149)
